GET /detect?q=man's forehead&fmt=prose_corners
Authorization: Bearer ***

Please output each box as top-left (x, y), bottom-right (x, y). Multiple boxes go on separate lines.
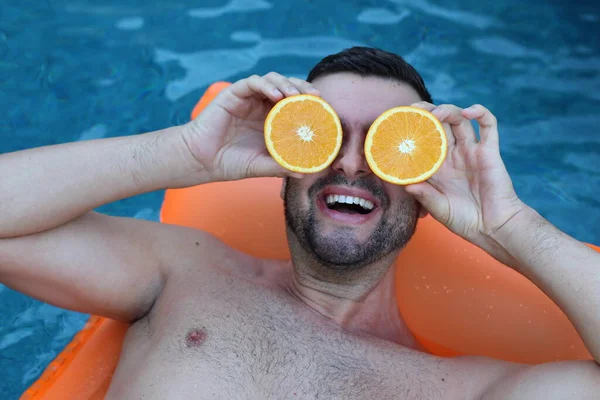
top-left (312, 73), bottom-right (422, 128)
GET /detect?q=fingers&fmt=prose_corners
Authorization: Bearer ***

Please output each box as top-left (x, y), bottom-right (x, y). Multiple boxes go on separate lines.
top-left (462, 104), bottom-right (499, 148)
top-left (288, 77), bottom-right (320, 96)
top-left (413, 102), bottom-right (482, 147)
top-left (230, 73), bottom-right (319, 103)
top-left (247, 74), bottom-right (284, 101)
top-left (410, 101), bottom-right (436, 112)
top-left (431, 104), bottom-right (477, 146)
top-left (412, 102), bottom-right (499, 149)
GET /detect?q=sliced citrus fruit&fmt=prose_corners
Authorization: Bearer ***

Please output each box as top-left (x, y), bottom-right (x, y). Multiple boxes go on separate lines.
top-left (264, 94), bottom-right (342, 173)
top-left (365, 106), bottom-right (447, 185)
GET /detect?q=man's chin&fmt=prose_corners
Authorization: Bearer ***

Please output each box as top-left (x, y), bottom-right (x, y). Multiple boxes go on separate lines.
top-left (314, 226), bottom-right (373, 247)
top-left (308, 235), bottom-right (377, 270)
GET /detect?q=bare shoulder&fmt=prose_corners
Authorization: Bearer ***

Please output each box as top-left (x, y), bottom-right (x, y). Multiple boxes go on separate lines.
top-left (154, 221), bottom-right (271, 282)
top-left (480, 359), bottom-right (600, 400)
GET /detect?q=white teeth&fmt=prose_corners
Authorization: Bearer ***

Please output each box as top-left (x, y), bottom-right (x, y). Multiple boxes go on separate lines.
top-left (325, 195), bottom-right (375, 210)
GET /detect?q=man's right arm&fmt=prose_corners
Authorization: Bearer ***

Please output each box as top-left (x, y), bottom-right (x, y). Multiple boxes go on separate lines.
top-left (0, 73), bottom-right (317, 322)
top-left (0, 125), bottom-right (206, 322)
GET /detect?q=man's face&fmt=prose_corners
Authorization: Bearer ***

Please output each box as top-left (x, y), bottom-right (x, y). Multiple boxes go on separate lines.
top-left (283, 73), bottom-right (426, 271)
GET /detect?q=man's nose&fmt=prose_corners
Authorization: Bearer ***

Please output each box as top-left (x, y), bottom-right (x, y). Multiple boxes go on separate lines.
top-left (330, 134), bottom-right (371, 179)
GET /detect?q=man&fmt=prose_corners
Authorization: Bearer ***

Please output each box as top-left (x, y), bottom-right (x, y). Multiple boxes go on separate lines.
top-left (0, 47), bottom-right (598, 399)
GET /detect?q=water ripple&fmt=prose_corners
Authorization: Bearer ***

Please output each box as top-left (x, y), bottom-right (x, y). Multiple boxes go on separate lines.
top-left (505, 72), bottom-right (600, 101)
top-left (77, 124), bottom-right (108, 141)
top-left (116, 16), bottom-right (145, 31)
top-left (0, 329), bottom-right (33, 351)
top-left (65, 3), bottom-right (143, 15)
top-left (156, 34), bottom-right (363, 101)
top-left (357, 8), bottom-right (411, 25)
top-left (231, 31), bottom-right (263, 43)
top-left (188, 0), bottom-right (272, 19)
top-left (470, 36), bottom-right (546, 59)
top-left (503, 117), bottom-right (600, 146)
top-left (387, 0), bottom-right (500, 29)
top-left (580, 14), bottom-right (598, 22)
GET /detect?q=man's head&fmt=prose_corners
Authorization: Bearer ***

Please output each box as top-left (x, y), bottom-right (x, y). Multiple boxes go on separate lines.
top-left (283, 47), bottom-right (431, 276)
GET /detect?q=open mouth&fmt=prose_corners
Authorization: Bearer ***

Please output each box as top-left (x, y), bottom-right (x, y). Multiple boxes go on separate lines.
top-left (325, 194), bottom-right (375, 215)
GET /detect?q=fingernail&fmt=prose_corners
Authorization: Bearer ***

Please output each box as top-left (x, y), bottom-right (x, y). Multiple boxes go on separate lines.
top-left (273, 88), bottom-right (283, 97)
top-left (288, 87), bottom-right (299, 95)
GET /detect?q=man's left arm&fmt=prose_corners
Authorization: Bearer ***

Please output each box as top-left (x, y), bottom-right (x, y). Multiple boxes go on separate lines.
top-left (475, 208), bottom-right (600, 399)
top-left (491, 206), bottom-right (600, 362)
top-left (405, 102), bottom-right (600, 398)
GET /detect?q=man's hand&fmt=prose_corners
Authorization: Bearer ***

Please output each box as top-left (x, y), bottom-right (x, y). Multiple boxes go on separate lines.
top-left (405, 102), bottom-right (525, 265)
top-left (183, 73), bottom-right (320, 183)
top-left (406, 101), bottom-right (600, 368)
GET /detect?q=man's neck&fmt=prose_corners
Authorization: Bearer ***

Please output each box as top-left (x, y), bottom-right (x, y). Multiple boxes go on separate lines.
top-left (283, 258), bottom-right (419, 348)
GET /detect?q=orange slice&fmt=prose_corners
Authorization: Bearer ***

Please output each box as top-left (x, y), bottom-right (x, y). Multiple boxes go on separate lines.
top-left (365, 106), bottom-right (447, 185)
top-left (264, 94), bottom-right (342, 173)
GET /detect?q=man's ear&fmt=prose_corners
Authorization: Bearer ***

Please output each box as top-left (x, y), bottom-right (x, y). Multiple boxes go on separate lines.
top-left (280, 177), bottom-right (288, 200)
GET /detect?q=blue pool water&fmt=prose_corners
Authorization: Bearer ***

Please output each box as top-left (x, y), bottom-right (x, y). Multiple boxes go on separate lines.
top-left (1, 0), bottom-right (599, 397)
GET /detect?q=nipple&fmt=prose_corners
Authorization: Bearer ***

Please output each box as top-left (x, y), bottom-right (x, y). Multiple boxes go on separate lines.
top-left (185, 328), bottom-right (207, 347)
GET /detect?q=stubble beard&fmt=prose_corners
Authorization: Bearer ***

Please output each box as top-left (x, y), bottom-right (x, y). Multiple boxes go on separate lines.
top-left (283, 175), bottom-right (420, 274)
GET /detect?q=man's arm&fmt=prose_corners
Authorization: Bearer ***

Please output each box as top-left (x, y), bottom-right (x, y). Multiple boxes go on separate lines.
top-left (491, 207), bottom-right (600, 362)
top-left (0, 127), bottom-right (201, 239)
top-left (0, 126), bottom-right (205, 321)
top-left (407, 102), bottom-right (600, 363)
top-left (0, 73), bottom-right (317, 322)
top-left (404, 102), bottom-right (600, 397)
top-left (476, 207), bottom-right (600, 399)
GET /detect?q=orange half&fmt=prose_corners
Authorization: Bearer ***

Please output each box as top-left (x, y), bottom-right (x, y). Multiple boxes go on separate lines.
top-left (264, 94), bottom-right (342, 173)
top-left (365, 106), bottom-right (447, 185)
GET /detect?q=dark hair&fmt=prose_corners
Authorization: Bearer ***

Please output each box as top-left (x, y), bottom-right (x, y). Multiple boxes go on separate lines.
top-left (307, 47), bottom-right (432, 103)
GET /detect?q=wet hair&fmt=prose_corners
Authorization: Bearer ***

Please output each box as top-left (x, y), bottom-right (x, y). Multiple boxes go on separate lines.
top-left (307, 46), bottom-right (433, 103)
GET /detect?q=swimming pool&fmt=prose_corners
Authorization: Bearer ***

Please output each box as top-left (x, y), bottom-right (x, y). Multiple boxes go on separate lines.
top-left (1, 0), bottom-right (598, 397)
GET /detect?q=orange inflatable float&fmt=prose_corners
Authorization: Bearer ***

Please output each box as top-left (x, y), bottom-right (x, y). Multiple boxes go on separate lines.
top-left (21, 82), bottom-right (599, 399)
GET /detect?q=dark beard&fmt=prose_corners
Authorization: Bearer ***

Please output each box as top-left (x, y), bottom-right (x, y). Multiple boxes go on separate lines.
top-left (283, 174), bottom-right (420, 272)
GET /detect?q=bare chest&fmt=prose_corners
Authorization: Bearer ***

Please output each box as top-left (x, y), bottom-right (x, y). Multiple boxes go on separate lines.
top-left (110, 270), bottom-right (460, 399)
